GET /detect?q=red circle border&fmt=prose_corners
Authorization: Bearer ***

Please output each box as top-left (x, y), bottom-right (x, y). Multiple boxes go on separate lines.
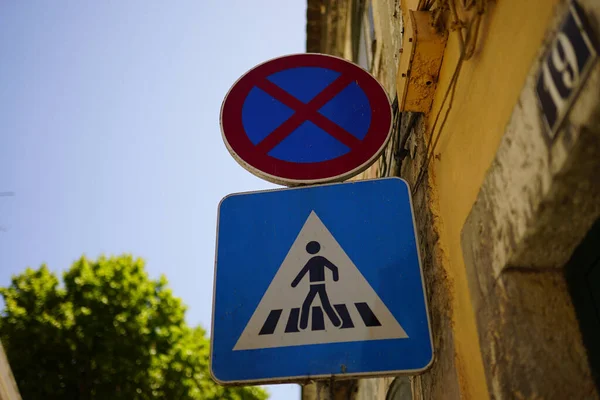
top-left (220, 54), bottom-right (392, 185)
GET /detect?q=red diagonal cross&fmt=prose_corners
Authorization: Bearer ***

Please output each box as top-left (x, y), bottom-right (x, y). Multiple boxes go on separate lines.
top-left (254, 74), bottom-right (361, 154)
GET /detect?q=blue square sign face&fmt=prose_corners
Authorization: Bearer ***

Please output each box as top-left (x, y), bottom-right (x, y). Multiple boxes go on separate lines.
top-left (210, 178), bottom-right (433, 384)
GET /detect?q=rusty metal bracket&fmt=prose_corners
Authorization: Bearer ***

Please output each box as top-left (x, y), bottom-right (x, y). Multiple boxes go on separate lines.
top-left (396, 9), bottom-right (448, 113)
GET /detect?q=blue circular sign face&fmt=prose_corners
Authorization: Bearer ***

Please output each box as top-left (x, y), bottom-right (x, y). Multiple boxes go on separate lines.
top-left (221, 54), bottom-right (393, 186)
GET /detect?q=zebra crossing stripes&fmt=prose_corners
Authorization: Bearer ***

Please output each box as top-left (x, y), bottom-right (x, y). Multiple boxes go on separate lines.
top-left (258, 310), bottom-right (282, 335)
top-left (333, 304), bottom-right (354, 329)
top-left (355, 302), bottom-right (381, 327)
top-left (258, 302), bottom-right (381, 335)
top-left (285, 308), bottom-right (301, 333)
top-left (311, 307), bottom-right (325, 331)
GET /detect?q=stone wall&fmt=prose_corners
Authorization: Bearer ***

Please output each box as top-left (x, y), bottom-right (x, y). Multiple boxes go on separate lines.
top-left (461, 1), bottom-right (600, 397)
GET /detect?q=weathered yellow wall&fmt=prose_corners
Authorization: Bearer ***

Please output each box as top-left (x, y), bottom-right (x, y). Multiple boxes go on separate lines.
top-left (426, 0), bottom-right (560, 398)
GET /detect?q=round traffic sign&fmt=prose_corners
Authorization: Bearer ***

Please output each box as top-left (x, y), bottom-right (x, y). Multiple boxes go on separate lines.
top-left (220, 53), bottom-right (392, 186)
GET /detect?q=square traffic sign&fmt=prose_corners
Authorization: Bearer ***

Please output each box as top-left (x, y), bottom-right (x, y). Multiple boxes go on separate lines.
top-left (210, 178), bottom-right (433, 384)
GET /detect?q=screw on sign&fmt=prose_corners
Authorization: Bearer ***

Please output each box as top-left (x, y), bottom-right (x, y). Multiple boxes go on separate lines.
top-left (220, 53), bottom-right (393, 186)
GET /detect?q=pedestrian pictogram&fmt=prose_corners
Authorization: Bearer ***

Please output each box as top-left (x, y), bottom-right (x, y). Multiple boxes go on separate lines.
top-left (234, 211), bottom-right (407, 351)
top-left (220, 53), bottom-right (393, 186)
top-left (292, 240), bottom-right (341, 330)
top-left (211, 178), bottom-right (433, 384)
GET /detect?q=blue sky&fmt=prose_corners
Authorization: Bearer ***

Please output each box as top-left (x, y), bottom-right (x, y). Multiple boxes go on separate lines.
top-left (0, 2), bottom-right (306, 398)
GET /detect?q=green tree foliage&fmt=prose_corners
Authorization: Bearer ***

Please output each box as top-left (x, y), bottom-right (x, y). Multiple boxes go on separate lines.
top-left (0, 255), bottom-right (268, 400)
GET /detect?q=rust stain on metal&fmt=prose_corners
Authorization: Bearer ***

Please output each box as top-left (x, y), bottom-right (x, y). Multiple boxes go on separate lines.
top-left (396, 10), bottom-right (448, 113)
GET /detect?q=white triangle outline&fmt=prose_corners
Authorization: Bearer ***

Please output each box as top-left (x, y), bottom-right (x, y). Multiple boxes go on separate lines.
top-left (233, 211), bottom-right (408, 351)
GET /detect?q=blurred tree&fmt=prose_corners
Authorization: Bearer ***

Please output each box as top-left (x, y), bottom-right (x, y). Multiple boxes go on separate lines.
top-left (0, 255), bottom-right (267, 400)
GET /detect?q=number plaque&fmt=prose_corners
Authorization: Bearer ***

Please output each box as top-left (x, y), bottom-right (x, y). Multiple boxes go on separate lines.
top-left (536, 1), bottom-right (598, 141)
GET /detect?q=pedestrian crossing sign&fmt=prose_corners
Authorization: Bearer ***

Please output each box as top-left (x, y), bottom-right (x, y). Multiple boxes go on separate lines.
top-left (210, 178), bottom-right (433, 384)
